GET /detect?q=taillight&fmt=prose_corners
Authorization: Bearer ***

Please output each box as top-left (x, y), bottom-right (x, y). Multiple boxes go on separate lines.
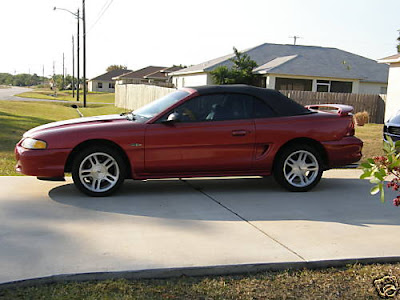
top-left (346, 118), bottom-right (355, 136)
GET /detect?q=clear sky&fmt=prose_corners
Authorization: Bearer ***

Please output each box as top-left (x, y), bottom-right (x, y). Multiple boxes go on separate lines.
top-left (0, 0), bottom-right (398, 79)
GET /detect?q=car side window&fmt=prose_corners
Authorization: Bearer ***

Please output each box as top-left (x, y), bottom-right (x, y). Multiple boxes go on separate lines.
top-left (158, 93), bottom-right (262, 123)
top-left (158, 94), bottom-right (225, 123)
top-left (253, 98), bottom-right (277, 119)
top-left (220, 93), bottom-right (253, 121)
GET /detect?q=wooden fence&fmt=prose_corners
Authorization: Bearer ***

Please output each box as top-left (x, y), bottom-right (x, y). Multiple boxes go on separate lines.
top-left (115, 84), bottom-right (175, 110)
top-left (280, 90), bottom-right (386, 124)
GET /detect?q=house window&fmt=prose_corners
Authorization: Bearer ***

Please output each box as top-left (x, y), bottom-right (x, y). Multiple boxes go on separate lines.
top-left (109, 83), bottom-right (115, 89)
top-left (316, 80), bottom-right (352, 93)
top-left (97, 82), bottom-right (103, 89)
top-left (275, 78), bottom-right (312, 91)
top-left (330, 81), bottom-right (352, 93)
top-left (316, 80), bottom-right (329, 92)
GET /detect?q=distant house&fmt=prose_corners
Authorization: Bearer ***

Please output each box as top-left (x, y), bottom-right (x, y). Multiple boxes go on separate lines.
top-left (170, 43), bottom-right (389, 95)
top-left (88, 69), bottom-right (132, 92)
top-left (379, 53), bottom-right (400, 121)
top-left (113, 66), bottom-right (182, 87)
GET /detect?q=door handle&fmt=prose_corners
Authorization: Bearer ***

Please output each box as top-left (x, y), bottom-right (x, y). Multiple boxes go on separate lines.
top-left (232, 130), bottom-right (248, 136)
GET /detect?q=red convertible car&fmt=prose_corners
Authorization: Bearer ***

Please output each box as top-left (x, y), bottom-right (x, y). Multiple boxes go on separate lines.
top-left (15, 85), bottom-right (362, 196)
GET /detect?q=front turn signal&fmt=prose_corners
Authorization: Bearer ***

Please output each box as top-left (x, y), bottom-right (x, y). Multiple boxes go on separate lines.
top-left (21, 138), bottom-right (47, 150)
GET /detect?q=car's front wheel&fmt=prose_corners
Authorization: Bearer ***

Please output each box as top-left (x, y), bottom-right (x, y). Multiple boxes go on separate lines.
top-left (274, 144), bottom-right (323, 192)
top-left (72, 146), bottom-right (126, 196)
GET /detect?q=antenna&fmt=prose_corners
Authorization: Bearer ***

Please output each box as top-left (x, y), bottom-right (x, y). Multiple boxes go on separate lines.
top-left (289, 35), bottom-right (302, 45)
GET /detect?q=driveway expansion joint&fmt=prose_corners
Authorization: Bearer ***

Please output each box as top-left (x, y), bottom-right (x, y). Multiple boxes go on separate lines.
top-left (182, 179), bottom-right (306, 262)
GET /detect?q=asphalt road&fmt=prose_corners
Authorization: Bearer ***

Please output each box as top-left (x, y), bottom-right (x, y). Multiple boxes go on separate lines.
top-left (0, 86), bottom-right (32, 99)
top-left (0, 86), bottom-right (113, 104)
top-left (1, 169), bottom-right (400, 285)
top-left (0, 86), bottom-right (74, 103)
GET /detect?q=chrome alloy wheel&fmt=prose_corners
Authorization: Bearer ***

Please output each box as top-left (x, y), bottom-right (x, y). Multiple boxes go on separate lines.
top-left (78, 152), bottom-right (120, 193)
top-left (283, 150), bottom-right (319, 188)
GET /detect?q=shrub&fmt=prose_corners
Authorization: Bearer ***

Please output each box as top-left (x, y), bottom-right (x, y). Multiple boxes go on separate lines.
top-left (360, 136), bottom-right (400, 206)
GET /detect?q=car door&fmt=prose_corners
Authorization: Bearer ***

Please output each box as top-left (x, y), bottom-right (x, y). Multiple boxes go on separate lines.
top-left (144, 93), bottom-right (256, 174)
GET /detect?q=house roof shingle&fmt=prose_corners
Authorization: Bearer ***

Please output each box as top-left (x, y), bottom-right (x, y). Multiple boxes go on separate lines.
top-left (144, 66), bottom-right (184, 80)
top-left (90, 69), bottom-right (132, 81)
top-left (114, 66), bottom-right (166, 80)
top-left (171, 43), bottom-right (389, 83)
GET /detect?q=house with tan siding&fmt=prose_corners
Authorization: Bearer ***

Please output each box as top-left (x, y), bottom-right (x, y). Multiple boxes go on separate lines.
top-left (88, 69), bottom-right (132, 92)
top-left (170, 43), bottom-right (388, 95)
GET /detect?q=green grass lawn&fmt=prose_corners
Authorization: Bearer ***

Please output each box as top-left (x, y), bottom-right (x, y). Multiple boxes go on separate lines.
top-left (1, 263), bottom-right (398, 299)
top-left (16, 88), bottom-right (115, 104)
top-left (355, 123), bottom-right (384, 163)
top-left (0, 101), bottom-right (125, 175)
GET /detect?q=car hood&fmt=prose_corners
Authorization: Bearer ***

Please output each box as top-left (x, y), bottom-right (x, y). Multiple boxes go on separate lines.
top-left (23, 114), bottom-right (127, 137)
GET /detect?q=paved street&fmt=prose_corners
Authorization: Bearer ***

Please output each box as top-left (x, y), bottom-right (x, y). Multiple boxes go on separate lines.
top-left (0, 86), bottom-right (72, 103)
top-left (0, 86), bottom-right (33, 100)
top-left (1, 169), bottom-right (400, 285)
top-left (0, 86), bottom-right (111, 104)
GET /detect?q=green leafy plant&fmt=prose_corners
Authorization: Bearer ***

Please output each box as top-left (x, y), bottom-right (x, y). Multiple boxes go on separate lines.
top-left (360, 135), bottom-right (400, 206)
top-left (210, 47), bottom-right (258, 86)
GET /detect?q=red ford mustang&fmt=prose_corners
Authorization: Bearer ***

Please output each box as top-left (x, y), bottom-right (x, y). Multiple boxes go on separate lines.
top-left (15, 85), bottom-right (362, 196)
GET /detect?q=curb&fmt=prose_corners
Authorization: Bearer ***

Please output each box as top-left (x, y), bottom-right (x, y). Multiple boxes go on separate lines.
top-left (2, 256), bottom-right (400, 289)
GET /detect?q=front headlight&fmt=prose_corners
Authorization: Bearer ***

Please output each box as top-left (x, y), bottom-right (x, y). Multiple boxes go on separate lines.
top-left (21, 138), bottom-right (47, 150)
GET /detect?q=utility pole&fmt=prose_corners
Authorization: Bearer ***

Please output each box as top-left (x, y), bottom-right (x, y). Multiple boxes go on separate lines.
top-left (42, 65), bottom-right (45, 86)
top-left (77, 8), bottom-right (80, 103)
top-left (290, 35), bottom-right (301, 45)
top-left (62, 52), bottom-right (65, 90)
top-left (82, 0), bottom-right (87, 107)
top-left (53, 61), bottom-right (57, 96)
top-left (72, 35), bottom-right (75, 98)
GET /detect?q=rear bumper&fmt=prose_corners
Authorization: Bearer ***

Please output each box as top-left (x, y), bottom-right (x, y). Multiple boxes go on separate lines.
top-left (321, 136), bottom-right (363, 168)
top-left (15, 145), bottom-right (70, 177)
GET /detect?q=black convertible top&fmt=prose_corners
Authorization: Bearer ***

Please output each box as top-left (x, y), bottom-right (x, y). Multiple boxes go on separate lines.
top-left (189, 85), bottom-right (310, 116)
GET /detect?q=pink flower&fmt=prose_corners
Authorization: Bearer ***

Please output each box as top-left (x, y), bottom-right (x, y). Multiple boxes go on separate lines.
top-left (393, 197), bottom-right (400, 207)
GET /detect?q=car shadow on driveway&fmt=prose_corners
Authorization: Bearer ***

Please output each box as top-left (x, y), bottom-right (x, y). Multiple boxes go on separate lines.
top-left (48, 177), bottom-right (400, 226)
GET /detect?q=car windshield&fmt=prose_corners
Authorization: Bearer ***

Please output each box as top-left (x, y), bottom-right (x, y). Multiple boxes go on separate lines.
top-left (389, 110), bottom-right (400, 124)
top-left (133, 90), bottom-right (190, 119)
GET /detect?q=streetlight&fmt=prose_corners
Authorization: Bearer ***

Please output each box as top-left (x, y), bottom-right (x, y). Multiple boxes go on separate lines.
top-left (53, 6), bottom-right (83, 106)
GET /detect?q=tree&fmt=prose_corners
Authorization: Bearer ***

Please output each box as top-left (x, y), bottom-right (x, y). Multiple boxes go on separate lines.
top-left (210, 66), bottom-right (231, 85)
top-left (210, 47), bottom-right (258, 86)
top-left (397, 35), bottom-right (400, 53)
top-left (0, 73), bottom-right (13, 85)
top-left (106, 65), bottom-right (128, 72)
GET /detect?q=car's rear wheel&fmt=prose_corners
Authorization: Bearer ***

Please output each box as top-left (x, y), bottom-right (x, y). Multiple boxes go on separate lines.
top-left (72, 146), bottom-right (126, 196)
top-left (274, 144), bottom-right (323, 192)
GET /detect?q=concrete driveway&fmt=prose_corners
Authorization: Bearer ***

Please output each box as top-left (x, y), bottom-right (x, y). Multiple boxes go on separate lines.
top-left (1, 169), bottom-right (400, 285)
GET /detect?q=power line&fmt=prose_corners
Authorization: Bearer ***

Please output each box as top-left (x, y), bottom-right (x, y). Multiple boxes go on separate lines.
top-left (87, 0), bottom-right (114, 34)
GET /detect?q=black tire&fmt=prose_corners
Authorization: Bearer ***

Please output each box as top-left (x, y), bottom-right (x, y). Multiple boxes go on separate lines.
top-left (71, 146), bottom-right (126, 197)
top-left (273, 144), bottom-right (323, 192)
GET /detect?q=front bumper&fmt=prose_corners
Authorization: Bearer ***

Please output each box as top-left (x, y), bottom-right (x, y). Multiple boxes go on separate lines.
top-left (15, 144), bottom-right (70, 177)
top-left (321, 136), bottom-right (363, 168)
